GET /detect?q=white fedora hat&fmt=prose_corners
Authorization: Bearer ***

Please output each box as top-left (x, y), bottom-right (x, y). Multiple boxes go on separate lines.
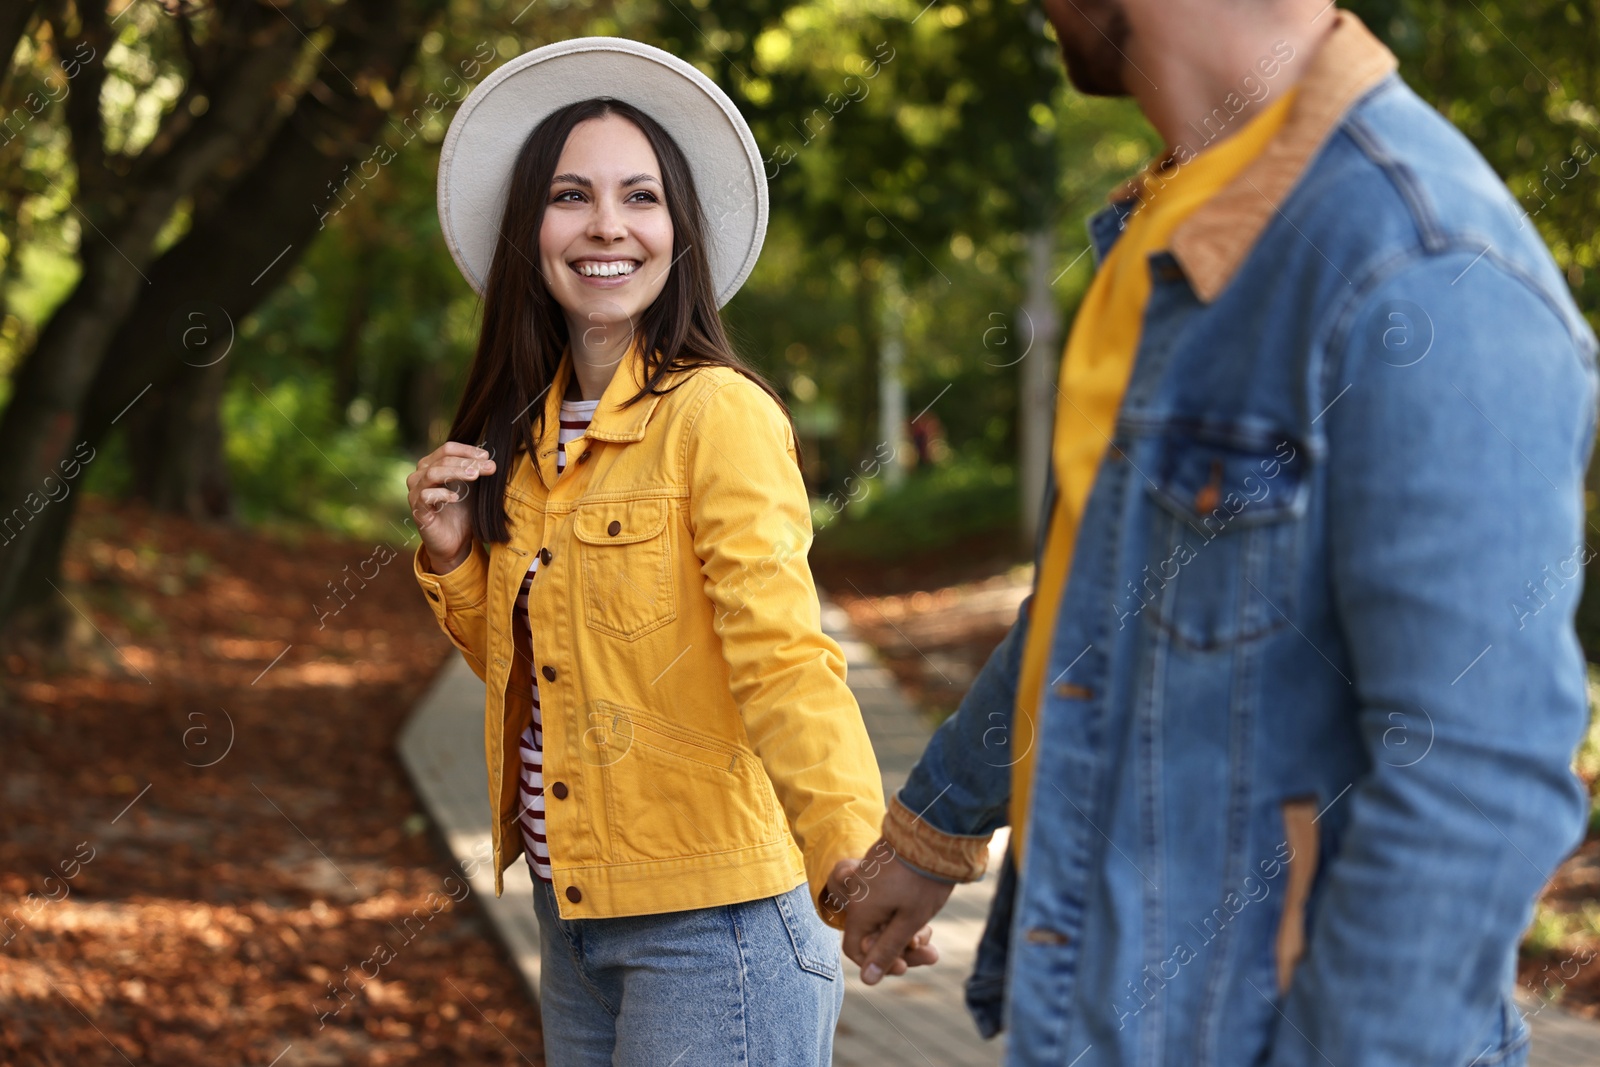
top-left (437, 36), bottom-right (768, 307)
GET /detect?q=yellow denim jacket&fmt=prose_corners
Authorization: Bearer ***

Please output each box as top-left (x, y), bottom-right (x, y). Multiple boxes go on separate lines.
top-left (413, 345), bottom-right (884, 928)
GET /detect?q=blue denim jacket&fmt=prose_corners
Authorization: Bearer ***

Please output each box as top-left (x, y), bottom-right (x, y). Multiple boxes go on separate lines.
top-left (886, 15), bottom-right (1598, 1067)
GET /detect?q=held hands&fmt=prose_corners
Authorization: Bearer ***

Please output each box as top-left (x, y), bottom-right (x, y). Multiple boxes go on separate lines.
top-left (407, 443), bottom-right (495, 574)
top-left (824, 837), bottom-right (953, 985)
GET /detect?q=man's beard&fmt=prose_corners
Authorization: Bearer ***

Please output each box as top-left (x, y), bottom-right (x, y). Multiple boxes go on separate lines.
top-left (1059, 4), bottom-right (1133, 98)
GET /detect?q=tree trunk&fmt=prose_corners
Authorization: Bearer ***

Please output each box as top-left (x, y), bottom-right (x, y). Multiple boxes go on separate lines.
top-left (0, 0), bottom-right (449, 627)
top-left (0, 8), bottom-right (303, 619)
top-left (1018, 226), bottom-right (1061, 547)
top-left (125, 353), bottom-right (233, 518)
top-left (0, 1), bottom-right (42, 92)
top-left (877, 261), bottom-right (907, 490)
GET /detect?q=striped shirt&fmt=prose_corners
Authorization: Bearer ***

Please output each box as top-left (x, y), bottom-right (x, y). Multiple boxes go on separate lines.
top-left (514, 397), bottom-right (598, 883)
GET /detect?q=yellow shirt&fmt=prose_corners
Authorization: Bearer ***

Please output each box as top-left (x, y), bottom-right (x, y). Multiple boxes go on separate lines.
top-left (1010, 91), bottom-right (1298, 870)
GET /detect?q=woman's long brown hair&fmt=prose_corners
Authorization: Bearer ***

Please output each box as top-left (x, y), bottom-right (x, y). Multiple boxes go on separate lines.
top-left (446, 97), bottom-right (795, 544)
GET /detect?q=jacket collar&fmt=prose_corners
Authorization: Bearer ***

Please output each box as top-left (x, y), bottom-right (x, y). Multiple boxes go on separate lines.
top-left (530, 337), bottom-right (668, 490)
top-left (1105, 11), bottom-right (1398, 303)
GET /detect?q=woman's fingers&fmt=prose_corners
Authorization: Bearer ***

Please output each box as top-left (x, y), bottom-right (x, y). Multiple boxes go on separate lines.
top-left (416, 485), bottom-right (468, 511)
top-left (408, 445), bottom-right (494, 488)
top-left (423, 459), bottom-right (492, 488)
top-left (407, 461), bottom-right (493, 517)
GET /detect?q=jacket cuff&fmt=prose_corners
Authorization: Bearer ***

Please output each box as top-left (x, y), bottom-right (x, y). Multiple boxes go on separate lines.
top-left (882, 792), bottom-right (992, 884)
top-left (413, 541), bottom-right (489, 614)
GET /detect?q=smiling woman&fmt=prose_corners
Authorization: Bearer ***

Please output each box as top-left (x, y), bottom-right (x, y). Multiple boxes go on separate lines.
top-left (398, 37), bottom-right (929, 1067)
top-left (536, 110), bottom-right (677, 397)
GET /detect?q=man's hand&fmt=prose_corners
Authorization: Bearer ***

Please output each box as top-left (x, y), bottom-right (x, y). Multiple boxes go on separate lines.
top-left (825, 837), bottom-right (954, 985)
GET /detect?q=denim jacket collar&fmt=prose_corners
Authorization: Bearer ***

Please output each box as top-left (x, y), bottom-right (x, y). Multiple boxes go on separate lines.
top-left (1091, 11), bottom-right (1399, 303)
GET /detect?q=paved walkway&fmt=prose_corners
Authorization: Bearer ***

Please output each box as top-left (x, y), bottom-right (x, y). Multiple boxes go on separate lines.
top-left (398, 597), bottom-right (1600, 1066)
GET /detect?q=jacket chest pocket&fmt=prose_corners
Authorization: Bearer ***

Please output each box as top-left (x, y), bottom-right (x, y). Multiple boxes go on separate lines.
top-left (1138, 433), bottom-right (1307, 652)
top-left (571, 498), bottom-right (677, 640)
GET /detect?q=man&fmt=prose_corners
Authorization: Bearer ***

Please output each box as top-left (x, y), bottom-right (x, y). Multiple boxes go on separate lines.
top-left (825, 1), bottom-right (1599, 1063)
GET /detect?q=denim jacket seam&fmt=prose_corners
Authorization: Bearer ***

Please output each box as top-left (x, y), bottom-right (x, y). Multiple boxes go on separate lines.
top-left (1342, 100), bottom-right (1450, 254)
top-left (1323, 245), bottom-right (1597, 405)
top-left (1321, 102), bottom-right (1600, 364)
top-left (1317, 243), bottom-right (1432, 418)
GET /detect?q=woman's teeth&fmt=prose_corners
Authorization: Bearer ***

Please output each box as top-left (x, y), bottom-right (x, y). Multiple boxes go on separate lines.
top-left (575, 261), bottom-right (638, 277)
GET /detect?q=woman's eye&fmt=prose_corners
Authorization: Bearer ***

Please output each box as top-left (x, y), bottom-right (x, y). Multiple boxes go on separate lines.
top-left (627, 191), bottom-right (660, 204)
top-left (552, 190), bottom-right (584, 203)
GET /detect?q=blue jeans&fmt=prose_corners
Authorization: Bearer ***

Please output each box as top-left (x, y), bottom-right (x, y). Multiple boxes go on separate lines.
top-left (531, 877), bottom-right (845, 1065)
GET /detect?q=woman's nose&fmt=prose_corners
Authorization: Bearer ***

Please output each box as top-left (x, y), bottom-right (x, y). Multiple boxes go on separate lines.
top-left (587, 197), bottom-right (628, 242)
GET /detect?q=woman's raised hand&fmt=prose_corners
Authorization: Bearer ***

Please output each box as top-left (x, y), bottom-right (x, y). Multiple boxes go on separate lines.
top-left (407, 442), bottom-right (495, 574)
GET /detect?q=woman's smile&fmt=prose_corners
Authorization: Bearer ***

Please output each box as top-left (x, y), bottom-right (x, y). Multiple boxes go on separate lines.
top-left (570, 256), bottom-right (642, 283)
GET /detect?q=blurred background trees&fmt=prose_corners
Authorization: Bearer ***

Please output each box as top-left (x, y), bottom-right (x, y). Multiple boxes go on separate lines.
top-left (0, 0), bottom-right (1597, 644)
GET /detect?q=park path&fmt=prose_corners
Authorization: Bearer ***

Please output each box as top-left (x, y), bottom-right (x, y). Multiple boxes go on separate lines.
top-left (398, 596), bottom-right (1599, 1066)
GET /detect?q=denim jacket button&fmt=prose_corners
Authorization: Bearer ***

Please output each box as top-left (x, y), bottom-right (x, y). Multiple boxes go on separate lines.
top-left (565, 885), bottom-right (582, 904)
top-left (607, 520), bottom-right (622, 536)
top-left (1025, 927), bottom-right (1070, 945)
top-left (539, 547), bottom-right (552, 565)
top-left (577, 450), bottom-right (593, 464)
top-left (1054, 683), bottom-right (1094, 700)
top-left (551, 781), bottom-right (569, 800)
top-left (542, 665), bottom-right (557, 682)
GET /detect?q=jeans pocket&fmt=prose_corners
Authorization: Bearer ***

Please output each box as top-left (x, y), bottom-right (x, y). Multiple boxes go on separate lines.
top-left (772, 884), bottom-right (840, 980)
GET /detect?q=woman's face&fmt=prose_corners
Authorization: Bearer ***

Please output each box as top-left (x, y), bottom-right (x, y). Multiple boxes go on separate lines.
top-left (538, 114), bottom-right (675, 351)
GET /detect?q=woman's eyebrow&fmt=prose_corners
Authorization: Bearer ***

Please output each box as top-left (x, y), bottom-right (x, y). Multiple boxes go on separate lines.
top-left (621, 173), bottom-right (661, 186)
top-left (551, 173), bottom-right (591, 187)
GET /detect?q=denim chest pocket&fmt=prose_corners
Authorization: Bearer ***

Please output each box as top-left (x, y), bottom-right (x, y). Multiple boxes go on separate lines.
top-left (571, 498), bottom-right (677, 640)
top-left (1138, 433), bottom-right (1307, 651)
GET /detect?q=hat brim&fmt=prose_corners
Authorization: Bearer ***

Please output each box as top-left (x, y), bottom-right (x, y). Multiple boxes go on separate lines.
top-left (438, 37), bottom-right (768, 308)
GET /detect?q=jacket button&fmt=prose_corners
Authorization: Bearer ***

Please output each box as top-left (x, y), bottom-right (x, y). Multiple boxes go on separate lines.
top-left (1025, 927), bottom-right (1070, 945)
top-left (542, 665), bottom-right (557, 682)
top-left (1054, 682), bottom-right (1094, 700)
top-left (607, 520), bottom-right (621, 536)
top-left (539, 547), bottom-right (552, 565)
top-left (565, 885), bottom-right (582, 904)
top-left (578, 451), bottom-right (593, 464)
top-left (551, 781), bottom-right (568, 800)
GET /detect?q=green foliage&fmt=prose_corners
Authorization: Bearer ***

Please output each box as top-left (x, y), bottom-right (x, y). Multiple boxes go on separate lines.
top-left (812, 449), bottom-right (1017, 560)
top-left (1349, 0), bottom-right (1600, 334)
top-left (222, 373), bottom-right (416, 541)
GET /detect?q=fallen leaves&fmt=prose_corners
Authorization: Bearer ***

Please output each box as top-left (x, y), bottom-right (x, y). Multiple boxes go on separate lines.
top-left (0, 497), bottom-right (545, 1065)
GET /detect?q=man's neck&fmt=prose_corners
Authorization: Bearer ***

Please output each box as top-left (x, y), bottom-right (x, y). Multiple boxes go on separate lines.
top-left (1126, 2), bottom-right (1336, 157)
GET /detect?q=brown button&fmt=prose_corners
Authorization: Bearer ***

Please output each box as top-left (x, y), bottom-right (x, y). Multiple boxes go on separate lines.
top-left (565, 885), bottom-right (582, 904)
top-left (607, 520), bottom-right (621, 536)
top-left (1053, 683), bottom-right (1094, 700)
top-left (577, 451), bottom-right (593, 464)
top-left (1025, 927), bottom-right (1070, 945)
top-left (542, 665), bottom-right (557, 682)
top-left (550, 781), bottom-right (568, 800)
top-left (426, 591), bottom-right (440, 602)
top-left (1194, 459), bottom-right (1223, 514)
top-left (539, 547), bottom-right (552, 565)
